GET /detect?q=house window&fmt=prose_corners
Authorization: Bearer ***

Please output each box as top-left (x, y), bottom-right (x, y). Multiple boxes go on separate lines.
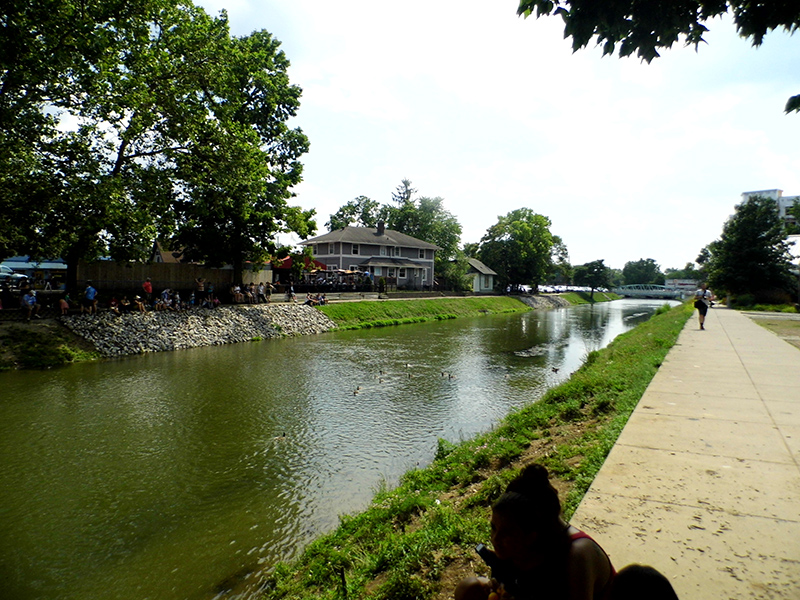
top-left (328, 243), bottom-right (335, 254)
top-left (328, 264), bottom-right (337, 271)
top-left (421, 269), bottom-right (427, 281)
top-left (375, 267), bottom-right (382, 276)
top-left (313, 245), bottom-right (318, 254)
top-left (380, 246), bottom-right (386, 256)
top-left (483, 275), bottom-right (490, 288)
top-left (419, 248), bottom-right (425, 259)
top-left (352, 244), bottom-right (359, 255)
top-left (349, 264), bottom-right (360, 271)
top-left (398, 268), bottom-right (406, 278)
top-left (388, 267), bottom-right (396, 277)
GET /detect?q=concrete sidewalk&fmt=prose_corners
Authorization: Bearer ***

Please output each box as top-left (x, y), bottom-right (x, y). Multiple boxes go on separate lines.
top-left (572, 307), bottom-right (800, 599)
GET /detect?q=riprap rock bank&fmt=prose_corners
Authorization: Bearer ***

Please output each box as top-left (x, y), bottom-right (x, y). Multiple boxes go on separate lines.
top-left (60, 305), bottom-right (337, 358)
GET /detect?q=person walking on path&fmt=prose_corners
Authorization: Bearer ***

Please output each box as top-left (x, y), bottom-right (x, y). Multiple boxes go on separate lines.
top-left (693, 282), bottom-right (712, 330)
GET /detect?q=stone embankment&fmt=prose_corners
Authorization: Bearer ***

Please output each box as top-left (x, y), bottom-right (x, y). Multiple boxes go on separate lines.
top-left (515, 294), bottom-right (571, 309)
top-left (60, 304), bottom-right (337, 358)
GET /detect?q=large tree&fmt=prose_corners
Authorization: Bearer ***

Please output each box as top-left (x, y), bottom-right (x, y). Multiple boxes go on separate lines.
top-left (1, 1), bottom-right (312, 289)
top-left (169, 28), bottom-right (314, 283)
top-left (703, 195), bottom-right (795, 299)
top-left (573, 259), bottom-right (610, 300)
top-left (479, 208), bottom-right (556, 292)
top-left (516, 0), bottom-right (800, 113)
top-left (622, 258), bottom-right (665, 285)
top-left (1, 0), bottom-right (170, 285)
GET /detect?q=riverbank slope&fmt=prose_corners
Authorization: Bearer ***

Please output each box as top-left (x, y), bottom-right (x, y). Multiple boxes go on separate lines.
top-left (256, 302), bottom-right (693, 600)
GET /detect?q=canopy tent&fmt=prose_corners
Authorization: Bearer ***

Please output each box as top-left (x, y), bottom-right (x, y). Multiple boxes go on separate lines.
top-left (273, 256), bottom-right (327, 270)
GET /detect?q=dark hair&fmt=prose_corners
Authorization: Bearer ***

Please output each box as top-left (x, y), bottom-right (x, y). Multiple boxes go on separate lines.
top-left (492, 464), bottom-right (562, 534)
top-left (609, 564), bottom-right (679, 600)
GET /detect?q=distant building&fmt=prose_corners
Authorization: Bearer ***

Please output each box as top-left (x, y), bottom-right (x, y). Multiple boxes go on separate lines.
top-left (465, 258), bottom-right (497, 293)
top-left (741, 189), bottom-right (798, 227)
top-left (301, 222), bottom-right (439, 290)
top-left (665, 278), bottom-right (699, 297)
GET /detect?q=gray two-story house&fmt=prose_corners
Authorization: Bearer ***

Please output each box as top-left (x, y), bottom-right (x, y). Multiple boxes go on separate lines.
top-left (301, 222), bottom-right (439, 289)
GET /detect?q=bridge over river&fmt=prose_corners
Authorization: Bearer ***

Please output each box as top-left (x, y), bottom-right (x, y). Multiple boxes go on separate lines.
top-left (613, 284), bottom-right (683, 299)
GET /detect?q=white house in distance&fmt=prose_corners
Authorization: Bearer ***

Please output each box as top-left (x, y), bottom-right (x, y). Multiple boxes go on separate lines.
top-left (466, 258), bottom-right (497, 293)
top-left (301, 222), bottom-right (438, 290)
top-left (741, 189), bottom-right (798, 227)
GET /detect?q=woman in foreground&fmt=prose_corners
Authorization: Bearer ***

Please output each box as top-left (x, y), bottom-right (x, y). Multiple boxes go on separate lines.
top-left (455, 464), bottom-right (614, 600)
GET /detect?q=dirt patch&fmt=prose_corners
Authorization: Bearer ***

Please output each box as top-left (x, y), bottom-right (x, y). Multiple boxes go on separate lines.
top-left (0, 318), bottom-right (99, 369)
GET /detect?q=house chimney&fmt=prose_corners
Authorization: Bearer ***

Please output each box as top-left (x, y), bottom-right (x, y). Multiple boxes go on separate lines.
top-left (377, 220), bottom-right (385, 235)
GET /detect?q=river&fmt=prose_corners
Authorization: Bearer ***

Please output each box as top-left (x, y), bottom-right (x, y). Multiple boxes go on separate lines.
top-left (0, 299), bottom-right (676, 600)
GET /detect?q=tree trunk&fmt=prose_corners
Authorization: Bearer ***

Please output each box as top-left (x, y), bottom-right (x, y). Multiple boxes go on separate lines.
top-left (65, 247), bottom-right (82, 294)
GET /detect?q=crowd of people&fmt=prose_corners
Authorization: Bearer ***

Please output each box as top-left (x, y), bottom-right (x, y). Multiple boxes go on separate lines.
top-left (303, 292), bottom-right (327, 306)
top-left (229, 281), bottom-right (274, 304)
top-left (1, 276), bottom-right (286, 320)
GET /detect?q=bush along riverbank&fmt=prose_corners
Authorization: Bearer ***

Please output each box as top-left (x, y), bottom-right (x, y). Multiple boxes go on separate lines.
top-left (257, 302), bottom-right (692, 600)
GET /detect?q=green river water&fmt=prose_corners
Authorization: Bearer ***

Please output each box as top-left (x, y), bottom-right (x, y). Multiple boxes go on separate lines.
top-left (0, 299), bottom-right (676, 600)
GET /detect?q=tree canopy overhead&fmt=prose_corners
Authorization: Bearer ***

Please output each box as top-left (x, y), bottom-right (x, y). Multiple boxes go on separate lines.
top-left (516, 0), bottom-right (800, 113)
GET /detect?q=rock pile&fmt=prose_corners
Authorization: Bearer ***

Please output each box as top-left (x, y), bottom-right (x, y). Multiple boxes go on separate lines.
top-left (515, 294), bottom-right (572, 309)
top-left (60, 305), bottom-right (337, 358)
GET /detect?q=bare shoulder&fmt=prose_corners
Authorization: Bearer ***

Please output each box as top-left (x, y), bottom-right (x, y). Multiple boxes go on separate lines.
top-left (567, 533), bottom-right (613, 600)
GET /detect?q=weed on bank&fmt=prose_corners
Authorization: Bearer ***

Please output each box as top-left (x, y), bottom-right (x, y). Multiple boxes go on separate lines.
top-left (260, 302), bottom-right (693, 600)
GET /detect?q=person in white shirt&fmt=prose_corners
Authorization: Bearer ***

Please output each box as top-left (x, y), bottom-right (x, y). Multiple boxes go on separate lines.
top-left (693, 282), bottom-right (713, 330)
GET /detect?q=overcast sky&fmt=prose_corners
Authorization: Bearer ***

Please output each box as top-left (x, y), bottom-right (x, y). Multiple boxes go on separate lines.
top-left (198, 0), bottom-right (800, 271)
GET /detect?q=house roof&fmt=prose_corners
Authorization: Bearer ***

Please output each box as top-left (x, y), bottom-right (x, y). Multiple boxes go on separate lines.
top-left (466, 258), bottom-right (497, 276)
top-left (358, 257), bottom-right (427, 269)
top-left (301, 226), bottom-right (440, 250)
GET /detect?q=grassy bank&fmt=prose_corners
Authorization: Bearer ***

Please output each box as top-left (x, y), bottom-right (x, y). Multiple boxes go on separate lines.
top-left (259, 301), bottom-right (692, 600)
top-left (318, 296), bottom-right (529, 330)
top-left (558, 291), bottom-right (622, 305)
top-left (0, 321), bottom-right (102, 370)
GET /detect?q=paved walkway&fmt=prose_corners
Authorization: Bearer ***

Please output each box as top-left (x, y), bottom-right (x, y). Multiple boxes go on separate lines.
top-left (572, 307), bottom-right (800, 599)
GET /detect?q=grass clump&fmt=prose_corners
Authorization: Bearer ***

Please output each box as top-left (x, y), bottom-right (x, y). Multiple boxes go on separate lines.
top-left (259, 302), bottom-right (693, 600)
top-left (558, 291), bottom-right (621, 305)
top-left (318, 297), bottom-right (529, 330)
top-left (0, 324), bottom-right (101, 370)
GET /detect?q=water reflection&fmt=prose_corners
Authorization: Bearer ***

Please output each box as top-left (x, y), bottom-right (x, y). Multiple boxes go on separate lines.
top-left (0, 299), bottom-right (675, 600)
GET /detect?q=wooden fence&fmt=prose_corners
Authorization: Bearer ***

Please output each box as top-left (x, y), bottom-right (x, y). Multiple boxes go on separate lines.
top-left (77, 262), bottom-right (273, 295)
